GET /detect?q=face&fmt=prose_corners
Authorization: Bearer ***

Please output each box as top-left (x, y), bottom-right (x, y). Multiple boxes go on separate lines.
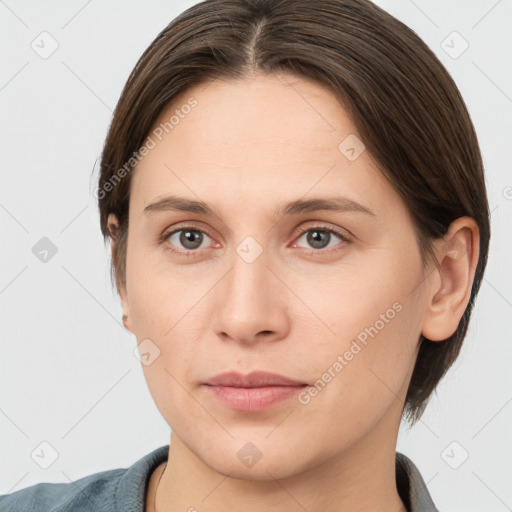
top-left (111, 73), bottom-right (433, 480)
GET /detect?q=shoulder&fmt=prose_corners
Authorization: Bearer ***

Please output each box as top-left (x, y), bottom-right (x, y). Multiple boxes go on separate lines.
top-left (0, 445), bottom-right (169, 512)
top-left (0, 467), bottom-right (125, 512)
top-left (396, 451), bottom-right (441, 512)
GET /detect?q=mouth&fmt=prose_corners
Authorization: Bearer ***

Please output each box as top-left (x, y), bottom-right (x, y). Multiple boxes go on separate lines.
top-left (202, 371), bottom-right (309, 412)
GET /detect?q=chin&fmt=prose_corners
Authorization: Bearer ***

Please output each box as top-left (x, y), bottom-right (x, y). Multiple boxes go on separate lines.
top-left (208, 456), bottom-right (305, 482)
top-left (193, 434), bottom-right (319, 482)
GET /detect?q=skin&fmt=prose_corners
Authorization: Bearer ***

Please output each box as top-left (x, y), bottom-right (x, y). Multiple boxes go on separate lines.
top-left (107, 72), bottom-right (479, 512)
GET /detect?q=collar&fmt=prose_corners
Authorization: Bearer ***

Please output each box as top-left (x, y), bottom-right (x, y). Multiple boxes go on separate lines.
top-left (114, 445), bottom-right (439, 512)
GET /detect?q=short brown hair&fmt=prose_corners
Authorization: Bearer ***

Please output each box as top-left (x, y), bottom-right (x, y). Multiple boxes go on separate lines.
top-left (96, 0), bottom-right (490, 426)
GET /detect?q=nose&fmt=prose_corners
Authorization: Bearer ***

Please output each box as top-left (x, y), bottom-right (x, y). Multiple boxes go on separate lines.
top-left (211, 245), bottom-right (291, 346)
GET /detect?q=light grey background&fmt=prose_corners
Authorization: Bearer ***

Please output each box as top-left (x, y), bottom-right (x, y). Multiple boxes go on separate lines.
top-left (1, 1), bottom-right (511, 510)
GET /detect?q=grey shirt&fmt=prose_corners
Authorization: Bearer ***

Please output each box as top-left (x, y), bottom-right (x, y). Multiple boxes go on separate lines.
top-left (0, 445), bottom-right (440, 511)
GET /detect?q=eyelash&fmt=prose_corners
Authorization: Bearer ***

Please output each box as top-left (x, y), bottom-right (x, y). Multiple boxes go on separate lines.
top-left (159, 223), bottom-right (351, 257)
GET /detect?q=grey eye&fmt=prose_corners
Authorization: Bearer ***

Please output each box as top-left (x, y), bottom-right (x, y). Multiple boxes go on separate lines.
top-left (168, 229), bottom-right (210, 250)
top-left (296, 229), bottom-right (344, 250)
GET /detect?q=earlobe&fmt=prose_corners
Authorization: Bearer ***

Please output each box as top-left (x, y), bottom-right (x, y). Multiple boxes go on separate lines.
top-left (118, 281), bottom-right (133, 333)
top-left (107, 213), bottom-right (134, 334)
top-left (120, 300), bottom-right (134, 334)
top-left (421, 217), bottom-right (480, 342)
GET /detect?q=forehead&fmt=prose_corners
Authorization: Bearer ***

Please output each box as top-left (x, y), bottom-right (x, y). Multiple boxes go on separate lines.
top-left (130, 73), bottom-right (402, 220)
top-left (151, 73), bottom-right (351, 158)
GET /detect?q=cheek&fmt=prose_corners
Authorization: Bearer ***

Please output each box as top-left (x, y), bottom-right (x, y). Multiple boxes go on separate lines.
top-left (126, 244), bottom-right (186, 331)
top-left (295, 247), bottom-right (424, 403)
top-left (297, 245), bottom-right (421, 343)
top-left (131, 290), bottom-right (200, 429)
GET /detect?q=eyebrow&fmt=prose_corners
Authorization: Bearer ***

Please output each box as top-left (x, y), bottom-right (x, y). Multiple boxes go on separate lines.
top-left (142, 195), bottom-right (375, 217)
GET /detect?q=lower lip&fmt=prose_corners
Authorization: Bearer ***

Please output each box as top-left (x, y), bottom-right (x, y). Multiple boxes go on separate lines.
top-left (203, 384), bottom-right (306, 412)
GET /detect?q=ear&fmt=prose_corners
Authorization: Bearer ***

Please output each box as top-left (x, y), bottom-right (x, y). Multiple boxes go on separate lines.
top-left (421, 216), bottom-right (480, 342)
top-left (107, 213), bottom-right (134, 334)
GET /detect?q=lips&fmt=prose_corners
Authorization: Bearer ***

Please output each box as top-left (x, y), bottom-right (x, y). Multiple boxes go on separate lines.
top-left (202, 371), bottom-right (308, 412)
top-left (204, 370), bottom-right (308, 388)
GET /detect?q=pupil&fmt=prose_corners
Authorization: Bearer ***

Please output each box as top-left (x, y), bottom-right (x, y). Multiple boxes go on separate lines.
top-left (308, 230), bottom-right (329, 249)
top-left (181, 230), bottom-right (202, 249)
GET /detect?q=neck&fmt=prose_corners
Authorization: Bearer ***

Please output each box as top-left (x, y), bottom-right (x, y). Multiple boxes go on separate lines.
top-left (153, 408), bottom-right (407, 512)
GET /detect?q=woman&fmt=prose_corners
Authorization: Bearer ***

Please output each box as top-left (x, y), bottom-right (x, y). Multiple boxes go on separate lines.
top-left (0, 0), bottom-right (489, 511)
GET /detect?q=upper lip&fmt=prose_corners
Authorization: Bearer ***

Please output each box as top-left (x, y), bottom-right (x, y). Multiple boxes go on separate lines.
top-left (204, 371), bottom-right (307, 388)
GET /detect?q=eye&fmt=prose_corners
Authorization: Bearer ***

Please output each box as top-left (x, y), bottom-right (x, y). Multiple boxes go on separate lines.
top-left (292, 225), bottom-right (350, 253)
top-left (161, 226), bottom-right (214, 255)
